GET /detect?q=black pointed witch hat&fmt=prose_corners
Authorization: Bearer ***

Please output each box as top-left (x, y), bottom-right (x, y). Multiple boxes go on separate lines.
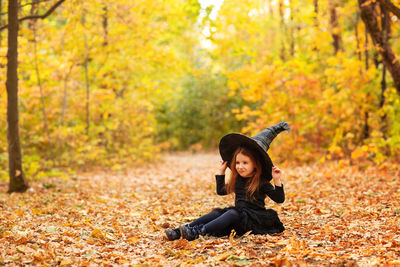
top-left (219, 121), bottom-right (290, 181)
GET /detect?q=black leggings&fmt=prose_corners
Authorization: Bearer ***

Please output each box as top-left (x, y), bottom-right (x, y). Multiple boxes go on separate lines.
top-left (189, 209), bottom-right (241, 235)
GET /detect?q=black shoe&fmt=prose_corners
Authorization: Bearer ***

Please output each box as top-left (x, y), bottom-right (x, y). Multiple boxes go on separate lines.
top-left (165, 228), bottom-right (181, 241)
top-left (180, 224), bottom-right (205, 241)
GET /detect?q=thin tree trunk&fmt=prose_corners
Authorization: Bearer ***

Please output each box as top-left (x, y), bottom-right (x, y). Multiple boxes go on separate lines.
top-left (329, 0), bottom-right (342, 55)
top-left (379, 2), bottom-right (390, 138)
top-left (373, 51), bottom-right (380, 69)
top-left (380, 65), bottom-right (387, 138)
top-left (358, 12), bottom-right (369, 139)
top-left (355, 13), bottom-right (362, 62)
top-left (289, 0), bottom-right (294, 57)
top-left (61, 63), bottom-right (74, 125)
top-left (6, 0), bottom-right (29, 193)
top-left (313, 0), bottom-right (319, 55)
top-left (313, 0), bottom-right (318, 27)
top-left (84, 34), bottom-right (90, 136)
top-left (81, 11), bottom-right (90, 136)
top-left (278, 0), bottom-right (286, 61)
top-left (28, 0), bottom-right (37, 31)
top-left (0, 0), bottom-right (4, 69)
top-left (30, 0), bottom-right (53, 164)
top-left (57, 62), bottom-right (74, 166)
top-left (268, 0), bottom-right (273, 16)
top-left (33, 24), bottom-right (50, 142)
top-left (102, 4), bottom-right (108, 46)
top-left (365, 25), bottom-right (369, 70)
top-left (57, 34), bottom-right (75, 165)
top-left (363, 111), bottom-right (369, 139)
top-left (0, 0), bottom-right (2, 49)
top-left (359, 0), bottom-right (400, 94)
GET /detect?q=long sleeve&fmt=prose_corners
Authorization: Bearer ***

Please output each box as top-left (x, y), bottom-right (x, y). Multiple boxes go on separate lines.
top-left (215, 175), bottom-right (227, 195)
top-left (262, 183), bottom-right (285, 203)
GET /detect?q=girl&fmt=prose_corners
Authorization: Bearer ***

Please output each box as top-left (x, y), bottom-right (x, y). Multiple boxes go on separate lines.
top-left (165, 122), bottom-right (289, 241)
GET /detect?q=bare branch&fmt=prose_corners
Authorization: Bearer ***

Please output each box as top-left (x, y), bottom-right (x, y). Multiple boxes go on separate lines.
top-left (0, 0), bottom-right (65, 32)
top-left (377, 0), bottom-right (400, 19)
top-left (0, 0), bottom-right (53, 15)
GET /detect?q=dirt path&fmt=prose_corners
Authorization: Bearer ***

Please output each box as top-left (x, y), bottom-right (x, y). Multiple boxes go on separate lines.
top-left (1, 152), bottom-right (399, 266)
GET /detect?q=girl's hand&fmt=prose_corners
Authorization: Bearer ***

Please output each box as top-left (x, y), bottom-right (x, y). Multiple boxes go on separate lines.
top-left (272, 166), bottom-right (282, 187)
top-left (217, 161), bottom-right (228, 175)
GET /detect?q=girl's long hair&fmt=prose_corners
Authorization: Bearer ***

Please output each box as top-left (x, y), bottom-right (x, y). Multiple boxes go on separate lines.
top-left (226, 146), bottom-right (262, 200)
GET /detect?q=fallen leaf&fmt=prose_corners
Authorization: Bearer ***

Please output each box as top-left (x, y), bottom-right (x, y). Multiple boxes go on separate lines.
top-left (60, 259), bottom-right (73, 266)
top-left (216, 251), bottom-right (231, 261)
top-left (91, 229), bottom-right (104, 239)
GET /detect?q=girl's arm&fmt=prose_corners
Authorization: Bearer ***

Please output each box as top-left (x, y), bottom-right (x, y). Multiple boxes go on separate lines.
top-left (216, 161), bottom-right (228, 195)
top-left (263, 166), bottom-right (285, 203)
top-left (216, 175), bottom-right (227, 195)
top-left (264, 184), bottom-right (285, 203)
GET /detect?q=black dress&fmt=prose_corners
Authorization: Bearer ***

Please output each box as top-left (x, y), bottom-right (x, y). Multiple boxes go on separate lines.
top-left (213, 175), bottom-right (285, 236)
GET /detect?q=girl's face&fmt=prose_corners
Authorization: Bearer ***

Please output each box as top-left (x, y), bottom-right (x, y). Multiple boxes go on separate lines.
top-left (235, 153), bottom-right (256, 178)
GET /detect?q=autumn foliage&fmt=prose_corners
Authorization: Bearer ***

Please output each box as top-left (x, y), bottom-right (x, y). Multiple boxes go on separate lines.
top-left (1, 153), bottom-right (399, 265)
top-left (1, 0), bottom-right (400, 183)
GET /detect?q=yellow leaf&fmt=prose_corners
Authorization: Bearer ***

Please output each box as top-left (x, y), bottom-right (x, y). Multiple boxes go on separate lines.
top-left (229, 230), bottom-right (237, 246)
top-left (316, 208), bottom-right (330, 214)
top-left (14, 209), bottom-right (24, 216)
top-left (33, 252), bottom-right (44, 262)
top-left (127, 237), bottom-right (140, 244)
top-left (216, 251), bottom-right (231, 261)
top-left (60, 259), bottom-right (73, 266)
top-left (241, 230), bottom-right (252, 238)
top-left (275, 240), bottom-right (289, 246)
top-left (91, 229), bottom-right (104, 239)
top-left (32, 208), bottom-right (44, 215)
top-left (16, 245), bottom-right (30, 254)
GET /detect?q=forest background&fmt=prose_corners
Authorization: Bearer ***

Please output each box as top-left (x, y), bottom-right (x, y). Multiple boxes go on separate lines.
top-left (1, 0), bottom-right (400, 186)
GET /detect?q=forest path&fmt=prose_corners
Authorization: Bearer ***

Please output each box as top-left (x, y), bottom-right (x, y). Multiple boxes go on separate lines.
top-left (1, 152), bottom-right (399, 266)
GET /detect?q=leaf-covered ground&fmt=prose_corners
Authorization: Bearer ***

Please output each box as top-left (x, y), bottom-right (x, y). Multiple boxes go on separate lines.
top-left (1, 152), bottom-right (399, 266)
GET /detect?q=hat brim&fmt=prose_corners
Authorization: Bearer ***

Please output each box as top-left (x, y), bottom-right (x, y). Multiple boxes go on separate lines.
top-left (219, 133), bottom-right (273, 181)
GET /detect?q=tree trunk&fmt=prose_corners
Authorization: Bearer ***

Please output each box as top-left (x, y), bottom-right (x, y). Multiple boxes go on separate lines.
top-left (355, 12), bottom-right (362, 62)
top-left (278, 0), bottom-right (286, 61)
top-left (380, 65), bottom-right (387, 138)
top-left (268, 0), bottom-right (273, 16)
top-left (0, 0), bottom-right (4, 69)
top-left (84, 36), bottom-right (90, 136)
top-left (313, 0), bottom-right (319, 54)
top-left (102, 4), bottom-right (108, 46)
top-left (6, 0), bottom-right (29, 193)
top-left (61, 63), bottom-right (74, 125)
top-left (359, 11), bottom-right (369, 140)
top-left (30, 0), bottom-right (53, 165)
top-left (363, 111), bottom-right (369, 139)
top-left (0, 0), bottom-right (2, 48)
top-left (313, 0), bottom-right (318, 26)
top-left (289, 0), bottom-right (294, 57)
top-left (379, 2), bottom-right (390, 138)
top-left (329, 0), bottom-right (342, 55)
top-left (81, 11), bottom-right (90, 136)
top-left (31, 8), bottom-right (50, 145)
top-left (313, 0), bottom-right (319, 25)
top-left (359, 0), bottom-right (400, 94)
top-left (365, 25), bottom-right (369, 70)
